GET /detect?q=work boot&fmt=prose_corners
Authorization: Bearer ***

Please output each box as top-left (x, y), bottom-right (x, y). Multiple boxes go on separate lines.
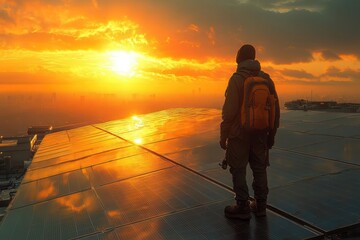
top-left (249, 199), bottom-right (267, 217)
top-left (224, 201), bottom-right (251, 220)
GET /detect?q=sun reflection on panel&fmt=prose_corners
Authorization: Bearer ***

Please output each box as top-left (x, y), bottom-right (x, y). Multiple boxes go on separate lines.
top-left (132, 115), bottom-right (144, 128)
top-left (134, 138), bottom-right (143, 145)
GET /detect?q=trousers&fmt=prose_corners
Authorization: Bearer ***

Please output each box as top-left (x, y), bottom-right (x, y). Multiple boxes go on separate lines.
top-left (226, 133), bottom-right (269, 202)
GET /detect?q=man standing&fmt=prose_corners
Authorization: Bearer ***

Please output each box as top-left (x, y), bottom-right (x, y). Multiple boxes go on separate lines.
top-left (220, 44), bottom-right (280, 220)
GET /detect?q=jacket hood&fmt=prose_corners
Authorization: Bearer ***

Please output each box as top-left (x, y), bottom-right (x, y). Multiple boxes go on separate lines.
top-left (236, 59), bottom-right (261, 74)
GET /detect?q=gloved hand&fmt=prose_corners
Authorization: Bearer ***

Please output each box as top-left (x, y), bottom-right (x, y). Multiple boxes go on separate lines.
top-left (267, 130), bottom-right (276, 149)
top-left (219, 138), bottom-right (227, 150)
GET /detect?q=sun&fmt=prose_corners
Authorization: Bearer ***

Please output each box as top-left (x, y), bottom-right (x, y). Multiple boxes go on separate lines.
top-left (108, 50), bottom-right (139, 76)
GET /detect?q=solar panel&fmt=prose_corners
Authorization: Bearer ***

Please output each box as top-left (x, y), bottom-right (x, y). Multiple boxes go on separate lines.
top-left (0, 190), bottom-right (110, 240)
top-left (23, 145), bottom-right (145, 183)
top-left (90, 152), bottom-right (174, 186)
top-left (113, 200), bottom-right (315, 240)
top-left (269, 168), bottom-right (360, 231)
top-left (293, 138), bottom-right (360, 165)
top-left (11, 169), bottom-right (91, 209)
top-left (1, 108), bottom-right (359, 239)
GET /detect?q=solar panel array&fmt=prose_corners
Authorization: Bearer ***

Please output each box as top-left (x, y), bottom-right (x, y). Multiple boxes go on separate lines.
top-left (0, 108), bottom-right (359, 239)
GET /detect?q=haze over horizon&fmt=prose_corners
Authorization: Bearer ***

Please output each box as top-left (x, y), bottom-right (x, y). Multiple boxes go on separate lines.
top-left (1, 0), bottom-right (360, 135)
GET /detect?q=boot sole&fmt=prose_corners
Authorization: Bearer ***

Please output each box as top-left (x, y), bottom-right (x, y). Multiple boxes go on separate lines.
top-left (225, 212), bottom-right (252, 220)
top-left (253, 211), bottom-right (266, 217)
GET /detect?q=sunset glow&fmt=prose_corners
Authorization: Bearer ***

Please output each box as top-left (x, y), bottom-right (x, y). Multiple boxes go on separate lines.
top-left (1, 0), bottom-right (360, 136)
top-left (108, 50), bottom-right (139, 77)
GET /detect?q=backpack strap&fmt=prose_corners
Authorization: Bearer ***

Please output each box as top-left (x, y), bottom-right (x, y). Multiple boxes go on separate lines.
top-left (233, 72), bottom-right (249, 119)
top-left (234, 71), bottom-right (262, 108)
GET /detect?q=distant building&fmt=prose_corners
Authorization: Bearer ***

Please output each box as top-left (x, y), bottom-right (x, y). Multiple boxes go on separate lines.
top-left (27, 125), bottom-right (53, 140)
top-left (285, 99), bottom-right (360, 112)
top-left (0, 135), bottom-right (36, 176)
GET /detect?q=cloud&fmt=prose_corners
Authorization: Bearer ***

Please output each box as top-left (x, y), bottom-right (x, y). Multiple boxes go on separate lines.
top-left (281, 69), bottom-right (315, 79)
top-left (246, 0), bottom-right (330, 12)
top-left (0, 0), bottom-right (360, 65)
top-left (321, 50), bottom-right (341, 61)
top-left (92, 0), bottom-right (360, 64)
top-left (322, 66), bottom-right (360, 83)
top-left (261, 61), bottom-right (360, 87)
top-left (272, 66), bottom-right (360, 86)
top-left (140, 57), bottom-right (224, 80)
top-left (1, 18), bottom-right (149, 51)
top-left (0, 9), bottom-right (13, 23)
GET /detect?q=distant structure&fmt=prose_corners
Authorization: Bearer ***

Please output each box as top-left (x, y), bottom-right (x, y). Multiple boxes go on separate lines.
top-left (27, 125), bottom-right (53, 139)
top-left (1, 135), bottom-right (36, 212)
top-left (0, 125), bottom-right (52, 177)
top-left (0, 135), bottom-right (37, 177)
top-left (0, 125), bottom-right (53, 218)
top-left (285, 99), bottom-right (360, 112)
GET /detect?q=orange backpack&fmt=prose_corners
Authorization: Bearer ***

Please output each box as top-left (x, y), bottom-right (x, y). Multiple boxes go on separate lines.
top-left (240, 76), bottom-right (276, 132)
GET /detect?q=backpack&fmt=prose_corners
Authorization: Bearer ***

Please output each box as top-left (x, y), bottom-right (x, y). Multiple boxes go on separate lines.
top-left (240, 76), bottom-right (276, 132)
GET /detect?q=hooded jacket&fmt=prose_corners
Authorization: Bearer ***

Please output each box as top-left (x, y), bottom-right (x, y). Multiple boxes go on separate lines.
top-left (220, 59), bottom-right (280, 141)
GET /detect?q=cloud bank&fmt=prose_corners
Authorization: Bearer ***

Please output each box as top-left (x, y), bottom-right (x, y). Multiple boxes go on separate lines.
top-left (0, 0), bottom-right (359, 100)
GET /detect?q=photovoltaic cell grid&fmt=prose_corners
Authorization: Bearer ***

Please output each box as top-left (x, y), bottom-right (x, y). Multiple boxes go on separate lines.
top-left (0, 108), bottom-right (359, 239)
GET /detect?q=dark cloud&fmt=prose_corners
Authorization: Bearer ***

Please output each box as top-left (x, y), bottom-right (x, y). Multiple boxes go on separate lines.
top-left (0, 9), bottom-right (13, 23)
top-left (322, 66), bottom-right (360, 82)
top-left (282, 69), bottom-right (315, 79)
top-left (226, 0), bottom-right (360, 63)
top-left (209, 1), bottom-right (357, 63)
top-left (266, 65), bottom-right (360, 86)
top-left (321, 50), bottom-right (340, 61)
top-left (249, 0), bottom-right (330, 11)
top-left (102, 0), bottom-right (360, 64)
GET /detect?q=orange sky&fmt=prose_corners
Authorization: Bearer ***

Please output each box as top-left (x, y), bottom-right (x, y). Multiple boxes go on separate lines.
top-left (1, 0), bottom-right (360, 103)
